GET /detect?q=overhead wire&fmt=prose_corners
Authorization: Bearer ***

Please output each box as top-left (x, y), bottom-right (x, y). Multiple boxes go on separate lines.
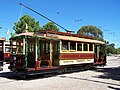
top-left (4, 0), bottom-right (120, 44)
top-left (18, 3), bottom-right (83, 23)
top-left (9, 0), bottom-right (90, 28)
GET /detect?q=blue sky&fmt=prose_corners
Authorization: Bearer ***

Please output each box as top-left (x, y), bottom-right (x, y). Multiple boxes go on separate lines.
top-left (0, 0), bottom-right (120, 47)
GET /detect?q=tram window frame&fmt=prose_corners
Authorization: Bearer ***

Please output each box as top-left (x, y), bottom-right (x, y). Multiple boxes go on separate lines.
top-left (5, 47), bottom-right (10, 53)
top-left (28, 38), bottom-right (36, 53)
top-left (62, 41), bottom-right (68, 51)
top-left (45, 42), bottom-right (50, 54)
top-left (70, 41), bottom-right (76, 51)
top-left (89, 43), bottom-right (93, 51)
top-left (77, 43), bottom-right (82, 51)
top-left (0, 43), bottom-right (3, 51)
top-left (29, 42), bottom-right (34, 52)
top-left (16, 41), bottom-right (23, 54)
top-left (0, 47), bottom-right (2, 51)
top-left (54, 41), bottom-right (59, 52)
top-left (83, 43), bottom-right (88, 51)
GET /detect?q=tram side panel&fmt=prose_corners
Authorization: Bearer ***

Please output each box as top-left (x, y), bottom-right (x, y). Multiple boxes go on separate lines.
top-left (58, 40), bottom-right (95, 66)
top-left (0, 40), bottom-right (4, 71)
top-left (59, 53), bottom-right (94, 66)
top-left (59, 40), bottom-right (106, 67)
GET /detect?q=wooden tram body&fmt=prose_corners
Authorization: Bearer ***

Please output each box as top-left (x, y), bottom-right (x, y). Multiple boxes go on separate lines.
top-left (3, 41), bottom-right (11, 62)
top-left (9, 30), bottom-right (106, 75)
top-left (0, 38), bottom-right (4, 61)
top-left (0, 38), bottom-right (5, 70)
top-left (0, 38), bottom-right (13, 63)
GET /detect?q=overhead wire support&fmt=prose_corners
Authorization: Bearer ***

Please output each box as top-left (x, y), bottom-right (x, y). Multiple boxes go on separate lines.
top-left (19, 3), bottom-right (70, 32)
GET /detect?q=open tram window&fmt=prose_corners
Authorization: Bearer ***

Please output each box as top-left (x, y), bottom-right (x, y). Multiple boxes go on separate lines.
top-left (0, 42), bottom-right (3, 51)
top-left (16, 41), bottom-right (23, 54)
top-left (77, 43), bottom-right (82, 51)
top-left (89, 43), bottom-right (93, 51)
top-left (45, 42), bottom-right (50, 54)
top-left (27, 38), bottom-right (36, 59)
top-left (70, 41), bottom-right (76, 51)
top-left (0, 46), bottom-right (2, 51)
top-left (53, 41), bottom-right (59, 52)
top-left (12, 42), bottom-right (16, 54)
top-left (5, 47), bottom-right (10, 52)
top-left (29, 42), bottom-right (35, 52)
top-left (62, 41), bottom-right (68, 50)
top-left (12, 48), bottom-right (16, 54)
top-left (83, 43), bottom-right (88, 51)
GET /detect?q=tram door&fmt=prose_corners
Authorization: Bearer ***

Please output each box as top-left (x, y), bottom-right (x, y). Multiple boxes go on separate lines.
top-left (27, 38), bottom-right (36, 68)
top-left (94, 44), bottom-right (106, 64)
top-left (94, 44), bottom-right (100, 63)
top-left (40, 40), bottom-right (59, 67)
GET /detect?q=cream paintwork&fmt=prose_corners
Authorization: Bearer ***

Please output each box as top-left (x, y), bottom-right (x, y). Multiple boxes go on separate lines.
top-left (59, 59), bottom-right (94, 65)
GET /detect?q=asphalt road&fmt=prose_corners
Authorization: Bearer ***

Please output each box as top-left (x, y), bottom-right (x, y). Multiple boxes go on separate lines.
top-left (0, 55), bottom-right (120, 90)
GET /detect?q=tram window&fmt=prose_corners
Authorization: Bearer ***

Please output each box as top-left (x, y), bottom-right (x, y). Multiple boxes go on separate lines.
top-left (16, 42), bottom-right (23, 54)
top-left (70, 41), bottom-right (76, 50)
top-left (0, 47), bottom-right (2, 51)
top-left (77, 43), bottom-right (82, 51)
top-left (5, 47), bottom-right (10, 52)
top-left (29, 43), bottom-right (35, 52)
top-left (54, 42), bottom-right (59, 52)
top-left (89, 44), bottom-right (93, 51)
top-left (45, 42), bottom-right (50, 54)
top-left (12, 49), bottom-right (16, 54)
top-left (41, 42), bottom-right (44, 52)
top-left (62, 41), bottom-right (68, 50)
top-left (83, 43), bottom-right (88, 51)
top-left (0, 43), bottom-right (2, 51)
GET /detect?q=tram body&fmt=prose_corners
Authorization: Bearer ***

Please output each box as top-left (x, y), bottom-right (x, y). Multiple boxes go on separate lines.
top-left (0, 38), bottom-right (5, 70)
top-left (9, 30), bottom-right (106, 74)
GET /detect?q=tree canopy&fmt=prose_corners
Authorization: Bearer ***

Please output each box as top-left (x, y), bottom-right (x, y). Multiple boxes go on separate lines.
top-left (77, 25), bottom-right (104, 41)
top-left (105, 43), bottom-right (116, 54)
top-left (116, 47), bottom-right (120, 54)
top-left (13, 15), bottom-right (41, 34)
top-left (42, 22), bottom-right (59, 31)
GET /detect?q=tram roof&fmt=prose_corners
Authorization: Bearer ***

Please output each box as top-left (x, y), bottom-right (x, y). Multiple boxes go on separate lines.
top-left (12, 30), bottom-right (105, 44)
top-left (0, 38), bottom-right (6, 41)
top-left (36, 30), bottom-right (105, 44)
top-left (14, 32), bottom-right (34, 37)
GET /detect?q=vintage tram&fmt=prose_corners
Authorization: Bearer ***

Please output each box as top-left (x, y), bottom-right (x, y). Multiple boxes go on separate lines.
top-left (0, 38), bottom-right (14, 63)
top-left (0, 38), bottom-right (5, 71)
top-left (8, 30), bottom-right (106, 76)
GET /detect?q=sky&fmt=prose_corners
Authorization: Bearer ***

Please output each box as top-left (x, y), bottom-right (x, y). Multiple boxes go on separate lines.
top-left (0, 0), bottom-right (120, 47)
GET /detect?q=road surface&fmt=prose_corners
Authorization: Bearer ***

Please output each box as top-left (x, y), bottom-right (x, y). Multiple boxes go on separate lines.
top-left (0, 55), bottom-right (120, 90)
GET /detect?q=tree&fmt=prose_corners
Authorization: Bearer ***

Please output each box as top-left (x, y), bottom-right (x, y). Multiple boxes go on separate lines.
top-left (77, 25), bottom-right (104, 41)
top-left (116, 47), bottom-right (120, 54)
top-left (105, 43), bottom-right (117, 54)
top-left (42, 22), bottom-right (59, 31)
top-left (13, 15), bottom-right (41, 34)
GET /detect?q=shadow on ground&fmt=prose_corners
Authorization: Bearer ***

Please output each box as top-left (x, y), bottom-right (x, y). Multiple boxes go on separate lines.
top-left (93, 66), bottom-right (120, 81)
top-left (108, 86), bottom-right (120, 90)
top-left (0, 71), bottom-right (54, 80)
top-left (0, 72), bottom-right (22, 80)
